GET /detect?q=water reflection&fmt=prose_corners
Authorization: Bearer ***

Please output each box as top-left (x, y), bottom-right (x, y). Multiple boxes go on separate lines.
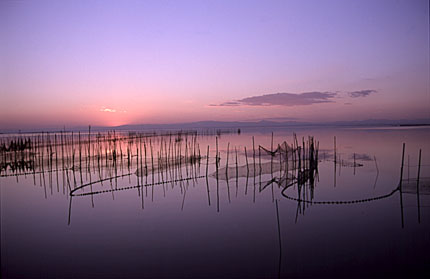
top-left (2, 130), bottom-right (426, 224)
top-left (1, 128), bottom-right (429, 278)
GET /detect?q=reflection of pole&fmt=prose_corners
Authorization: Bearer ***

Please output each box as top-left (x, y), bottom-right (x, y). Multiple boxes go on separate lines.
top-left (226, 174), bottom-right (231, 203)
top-left (253, 137), bottom-right (256, 203)
top-left (373, 156), bottom-right (379, 189)
top-left (374, 156), bottom-right (379, 173)
top-left (67, 197), bottom-right (73, 226)
top-left (216, 137), bottom-right (219, 212)
top-left (275, 199), bottom-right (282, 279)
top-left (353, 153), bottom-right (356, 175)
top-left (206, 174), bottom-right (211, 206)
top-left (408, 155), bottom-right (410, 181)
top-left (416, 149), bottom-right (422, 223)
top-left (285, 143), bottom-right (289, 181)
top-left (399, 143), bottom-right (405, 191)
top-left (399, 143), bottom-right (405, 228)
top-left (216, 171), bottom-right (220, 212)
top-left (245, 167), bottom-right (249, 195)
top-left (333, 148), bottom-right (336, 188)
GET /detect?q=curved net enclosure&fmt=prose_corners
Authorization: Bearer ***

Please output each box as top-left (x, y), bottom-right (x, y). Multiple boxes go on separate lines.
top-left (212, 136), bottom-right (319, 183)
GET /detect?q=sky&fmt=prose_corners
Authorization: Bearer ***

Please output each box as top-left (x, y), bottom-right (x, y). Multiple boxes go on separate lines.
top-left (1, 0), bottom-right (429, 129)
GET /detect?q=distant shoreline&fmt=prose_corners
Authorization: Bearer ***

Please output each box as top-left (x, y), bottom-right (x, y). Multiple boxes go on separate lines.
top-left (1, 121), bottom-right (430, 135)
top-left (398, 123), bottom-right (430, 127)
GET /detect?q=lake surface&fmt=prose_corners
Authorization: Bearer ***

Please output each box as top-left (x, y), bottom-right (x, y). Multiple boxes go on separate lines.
top-left (1, 126), bottom-right (429, 278)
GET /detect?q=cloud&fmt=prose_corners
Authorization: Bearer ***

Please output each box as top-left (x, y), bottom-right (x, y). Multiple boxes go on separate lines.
top-left (100, 107), bottom-right (127, 113)
top-left (100, 107), bottom-right (116, 113)
top-left (214, 101), bottom-right (241, 107)
top-left (214, 92), bottom-right (337, 107)
top-left (348, 89), bottom-right (376, 98)
top-left (211, 89), bottom-right (377, 107)
top-left (262, 117), bottom-right (298, 121)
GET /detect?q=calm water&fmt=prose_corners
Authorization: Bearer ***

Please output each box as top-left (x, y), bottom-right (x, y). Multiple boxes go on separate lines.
top-left (1, 126), bottom-right (430, 278)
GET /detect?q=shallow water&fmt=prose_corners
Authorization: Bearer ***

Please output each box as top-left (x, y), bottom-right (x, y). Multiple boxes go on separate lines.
top-left (1, 126), bottom-right (430, 278)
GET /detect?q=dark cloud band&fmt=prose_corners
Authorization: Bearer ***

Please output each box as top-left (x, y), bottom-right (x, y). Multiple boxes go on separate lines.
top-left (348, 90), bottom-right (376, 98)
top-left (215, 92), bottom-right (337, 107)
top-left (212, 89), bottom-right (377, 107)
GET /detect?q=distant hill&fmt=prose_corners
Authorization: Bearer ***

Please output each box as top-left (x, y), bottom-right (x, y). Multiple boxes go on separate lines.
top-left (1, 118), bottom-right (429, 134)
top-left (109, 118), bottom-right (430, 131)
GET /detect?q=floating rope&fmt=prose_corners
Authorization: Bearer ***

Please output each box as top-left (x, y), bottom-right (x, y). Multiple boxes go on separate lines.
top-left (281, 184), bottom-right (399, 205)
top-left (71, 175), bottom-right (205, 197)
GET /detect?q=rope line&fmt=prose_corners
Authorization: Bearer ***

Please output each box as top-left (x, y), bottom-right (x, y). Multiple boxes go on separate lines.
top-left (71, 175), bottom-right (205, 196)
top-left (0, 167), bottom-right (73, 177)
top-left (281, 184), bottom-right (399, 205)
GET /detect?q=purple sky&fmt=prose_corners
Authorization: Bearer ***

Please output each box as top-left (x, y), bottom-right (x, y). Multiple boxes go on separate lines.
top-left (1, 0), bottom-right (429, 129)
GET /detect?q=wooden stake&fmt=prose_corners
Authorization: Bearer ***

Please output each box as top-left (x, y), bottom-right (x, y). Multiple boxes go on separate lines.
top-left (206, 145), bottom-right (209, 177)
